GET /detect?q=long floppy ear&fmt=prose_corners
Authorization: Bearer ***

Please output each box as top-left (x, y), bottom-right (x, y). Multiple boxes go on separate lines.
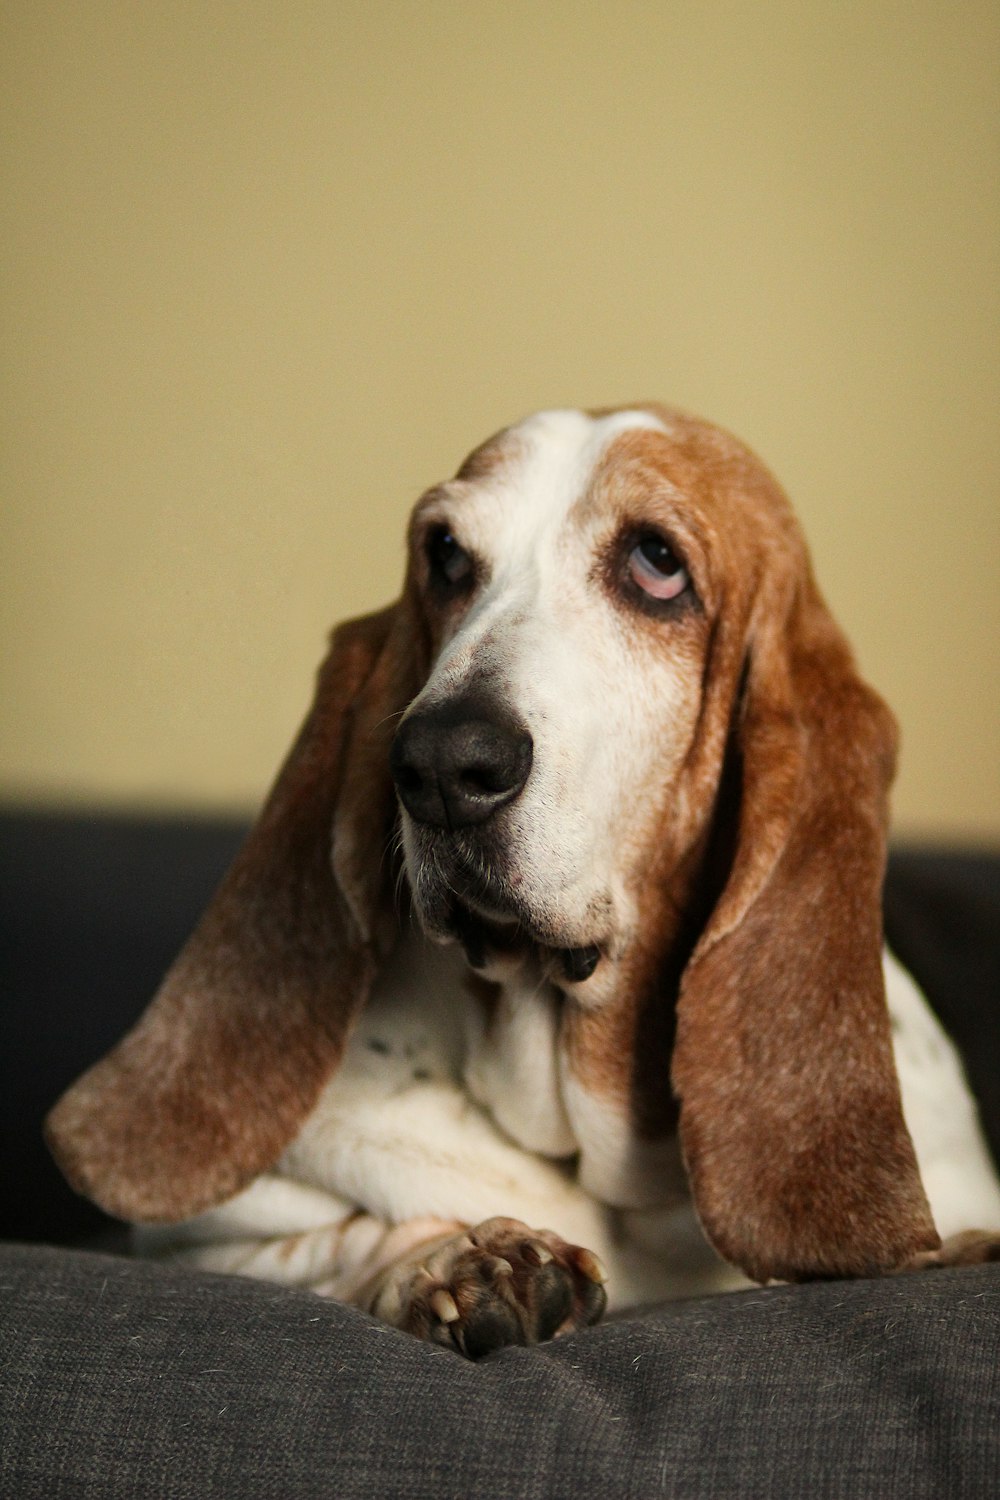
top-left (46, 603), bottom-right (421, 1223)
top-left (671, 565), bottom-right (940, 1282)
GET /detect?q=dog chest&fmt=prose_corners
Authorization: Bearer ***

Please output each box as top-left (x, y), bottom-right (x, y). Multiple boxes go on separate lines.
top-left (283, 928), bottom-right (687, 1224)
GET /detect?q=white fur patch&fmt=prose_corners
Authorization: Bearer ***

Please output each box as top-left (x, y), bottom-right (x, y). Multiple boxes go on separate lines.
top-left (885, 949), bottom-right (1000, 1235)
top-left (462, 960), bottom-right (577, 1158)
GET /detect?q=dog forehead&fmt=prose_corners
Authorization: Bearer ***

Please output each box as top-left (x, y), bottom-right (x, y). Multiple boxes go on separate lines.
top-left (509, 406), bottom-right (672, 490)
top-left (449, 407), bottom-right (673, 543)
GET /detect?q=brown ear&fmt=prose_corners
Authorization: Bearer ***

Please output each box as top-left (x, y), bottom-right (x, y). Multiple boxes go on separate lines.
top-left (671, 566), bottom-right (939, 1282)
top-left (46, 603), bottom-right (421, 1223)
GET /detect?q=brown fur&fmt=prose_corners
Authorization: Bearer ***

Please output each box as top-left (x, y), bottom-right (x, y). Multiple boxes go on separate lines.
top-left (650, 418), bottom-right (938, 1279)
top-left (454, 428), bottom-right (523, 483)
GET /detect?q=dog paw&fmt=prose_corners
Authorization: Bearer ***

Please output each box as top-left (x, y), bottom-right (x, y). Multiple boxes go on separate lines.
top-left (393, 1216), bottom-right (608, 1358)
top-left (907, 1229), bottom-right (1000, 1269)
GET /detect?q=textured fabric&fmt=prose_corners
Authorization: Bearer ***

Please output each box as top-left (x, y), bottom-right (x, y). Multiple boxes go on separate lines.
top-left (2, 1242), bottom-right (998, 1500)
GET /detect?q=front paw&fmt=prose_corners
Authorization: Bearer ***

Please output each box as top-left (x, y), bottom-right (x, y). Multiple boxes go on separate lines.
top-left (386, 1216), bottom-right (608, 1359)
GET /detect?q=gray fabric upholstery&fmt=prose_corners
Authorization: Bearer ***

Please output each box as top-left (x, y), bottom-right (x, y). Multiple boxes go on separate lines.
top-left (2, 1242), bottom-right (998, 1499)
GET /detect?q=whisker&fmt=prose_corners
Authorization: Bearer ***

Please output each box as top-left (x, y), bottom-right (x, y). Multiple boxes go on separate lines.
top-left (372, 709), bottom-right (407, 732)
top-left (377, 817), bottom-right (403, 880)
top-left (393, 855), bottom-right (410, 915)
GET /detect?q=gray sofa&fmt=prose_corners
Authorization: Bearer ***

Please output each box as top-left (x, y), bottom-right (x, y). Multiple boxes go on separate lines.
top-left (2, 811), bottom-right (998, 1499)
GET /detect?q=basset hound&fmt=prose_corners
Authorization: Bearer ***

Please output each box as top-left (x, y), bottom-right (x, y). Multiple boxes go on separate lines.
top-left (47, 405), bottom-right (1000, 1358)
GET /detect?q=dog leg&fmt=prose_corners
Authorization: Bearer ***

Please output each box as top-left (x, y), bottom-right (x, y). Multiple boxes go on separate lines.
top-left (904, 1230), bottom-right (1000, 1270)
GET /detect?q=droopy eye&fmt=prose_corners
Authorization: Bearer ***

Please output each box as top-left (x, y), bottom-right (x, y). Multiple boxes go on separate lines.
top-left (628, 532), bottom-right (690, 602)
top-left (426, 525), bottom-right (475, 591)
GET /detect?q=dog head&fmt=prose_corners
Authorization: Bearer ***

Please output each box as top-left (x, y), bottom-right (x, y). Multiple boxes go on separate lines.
top-left (391, 408), bottom-right (711, 972)
top-left (46, 404), bottom-right (938, 1279)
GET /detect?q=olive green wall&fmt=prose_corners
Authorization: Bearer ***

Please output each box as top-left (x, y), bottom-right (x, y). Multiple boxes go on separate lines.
top-left (3, 1), bottom-right (997, 838)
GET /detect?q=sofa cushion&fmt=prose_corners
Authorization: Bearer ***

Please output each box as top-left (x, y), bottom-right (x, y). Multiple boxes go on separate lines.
top-left (1, 1242), bottom-right (998, 1500)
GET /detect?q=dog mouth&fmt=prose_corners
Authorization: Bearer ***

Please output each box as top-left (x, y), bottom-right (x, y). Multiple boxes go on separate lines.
top-left (400, 824), bottom-right (605, 983)
top-left (418, 852), bottom-right (602, 983)
top-left (446, 895), bottom-right (520, 968)
top-left (446, 895), bottom-right (601, 983)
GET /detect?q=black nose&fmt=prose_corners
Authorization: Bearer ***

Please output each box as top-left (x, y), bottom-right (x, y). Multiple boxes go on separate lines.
top-left (390, 699), bottom-right (533, 829)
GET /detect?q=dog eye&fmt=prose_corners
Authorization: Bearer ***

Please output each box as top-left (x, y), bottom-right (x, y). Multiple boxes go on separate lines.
top-left (426, 526), bottom-right (474, 591)
top-left (628, 532), bottom-right (689, 602)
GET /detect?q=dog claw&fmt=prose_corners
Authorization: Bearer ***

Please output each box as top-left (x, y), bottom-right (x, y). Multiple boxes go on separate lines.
top-left (429, 1288), bottom-right (460, 1324)
top-left (521, 1240), bottom-right (554, 1267)
top-left (575, 1249), bottom-right (608, 1284)
top-left (482, 1255), bottom-right (513, 1279)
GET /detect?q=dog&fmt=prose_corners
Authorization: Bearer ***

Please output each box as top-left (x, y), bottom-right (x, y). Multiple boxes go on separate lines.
top-left (47, 404), bottom-right (1000, 1358)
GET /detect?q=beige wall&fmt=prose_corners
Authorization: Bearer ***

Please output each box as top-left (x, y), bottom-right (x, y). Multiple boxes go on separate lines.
top-left (2, 1), bottom-right (997, 840)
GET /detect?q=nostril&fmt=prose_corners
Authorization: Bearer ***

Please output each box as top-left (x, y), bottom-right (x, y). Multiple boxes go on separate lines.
top-left (459, 764), bottom-right (511, 797)
top-left (455, 732), bottom-right (532, 801)
top-left (394, 762), bottom-right (424, 796)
